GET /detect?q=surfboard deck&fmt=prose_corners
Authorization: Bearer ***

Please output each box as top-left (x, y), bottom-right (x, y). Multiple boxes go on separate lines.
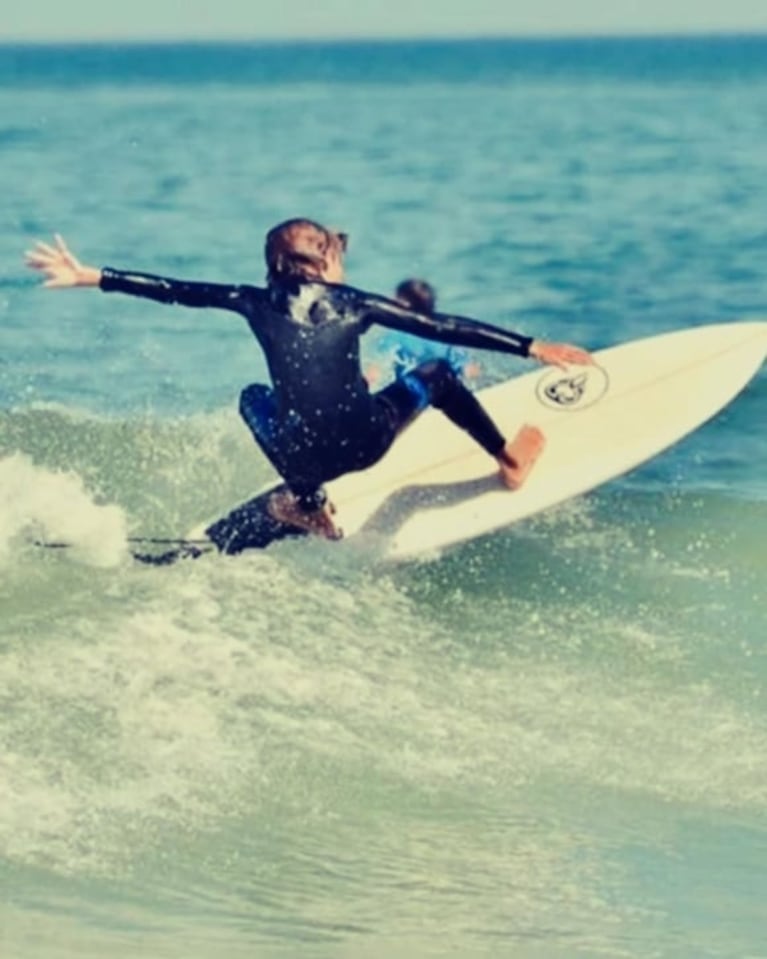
top-left (197, 320), bottom-right (767, 564)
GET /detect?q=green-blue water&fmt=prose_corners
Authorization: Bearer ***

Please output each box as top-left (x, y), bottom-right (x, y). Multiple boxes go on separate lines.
top-left (1, 36), bottom-right (766, 958)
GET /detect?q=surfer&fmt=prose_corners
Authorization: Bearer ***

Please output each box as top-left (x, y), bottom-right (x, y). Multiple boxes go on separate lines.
top-left (25, 221), bottom-right (593, 541)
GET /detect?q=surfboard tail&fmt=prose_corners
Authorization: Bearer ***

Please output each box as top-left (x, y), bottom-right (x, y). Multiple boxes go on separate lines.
top-left (204, 484), bottom-right (306, 554)
top-left (33, 487), bottom-right (302, 566)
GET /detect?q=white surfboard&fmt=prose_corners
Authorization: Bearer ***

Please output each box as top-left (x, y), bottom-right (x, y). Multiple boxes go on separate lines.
top-left (308, 321), bottom-right (767, 561)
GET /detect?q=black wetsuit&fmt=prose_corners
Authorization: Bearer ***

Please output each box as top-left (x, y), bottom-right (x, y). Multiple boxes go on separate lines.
top-left (100, 269), bottom-right (533, 510)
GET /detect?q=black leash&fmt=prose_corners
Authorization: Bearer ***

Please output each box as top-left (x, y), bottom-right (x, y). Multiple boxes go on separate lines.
top-left (33, 536), bottom-right (216, 565)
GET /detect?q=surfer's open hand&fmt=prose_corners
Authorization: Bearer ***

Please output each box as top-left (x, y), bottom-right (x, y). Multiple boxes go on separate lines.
top-left (529, 340), bottom-right (594, 370)
top-left (24, 234), bottom-right (101, 288)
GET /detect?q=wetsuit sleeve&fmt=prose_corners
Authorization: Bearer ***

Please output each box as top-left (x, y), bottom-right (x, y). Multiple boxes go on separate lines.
top-left (355, 290), bottom-right (534, 358)
top-left (99, 267), bottom-right (257, 313)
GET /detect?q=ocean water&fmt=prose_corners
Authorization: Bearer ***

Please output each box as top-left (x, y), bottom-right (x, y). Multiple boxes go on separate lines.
top-left (1, 36), bottom-right (767, 959)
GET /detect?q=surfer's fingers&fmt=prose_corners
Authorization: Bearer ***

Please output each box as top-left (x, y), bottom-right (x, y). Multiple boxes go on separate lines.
top-left (542, 345), bottom-right (569, 369)
top-left (54, 233), bottom-right (75, 259)
top-left (555, 342), bottom-right (595, 365)
top-left (25, 245), bottom-right (60, 264)
top-left (530, 340), bottom-right (568, 368)
top-left (545, 343), bottom-right (594, 368)
top-left (565, 346), bottom-right (595, 365)
top-left (24, 251), bottom-right (50, 268)
top-left (54, 233), bottom-right (80, 268)
top-left (34, 240), bottom-right (60, 257)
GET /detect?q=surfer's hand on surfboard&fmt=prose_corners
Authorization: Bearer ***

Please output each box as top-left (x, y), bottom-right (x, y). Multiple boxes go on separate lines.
top-left (529, 340), bottom-right (594, 370)
top-left (24, 234), bottom-right (101, 289)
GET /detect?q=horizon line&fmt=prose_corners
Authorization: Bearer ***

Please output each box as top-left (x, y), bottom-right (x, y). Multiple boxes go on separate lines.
top-left (2, 29), bottom-right (767, 47)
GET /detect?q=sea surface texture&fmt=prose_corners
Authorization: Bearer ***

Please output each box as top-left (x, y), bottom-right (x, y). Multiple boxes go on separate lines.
top-left (1, 36), bottom-right (767, 959)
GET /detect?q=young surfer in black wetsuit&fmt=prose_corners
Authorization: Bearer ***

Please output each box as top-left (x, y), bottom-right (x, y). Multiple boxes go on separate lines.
top-left (25, 221), bottom-right (593, 541)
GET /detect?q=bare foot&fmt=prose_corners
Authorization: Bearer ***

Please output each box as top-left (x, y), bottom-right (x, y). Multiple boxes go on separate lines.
top-left (267, 491), bottom-right (344, 540)
top-left (497, 424), bottom-right (546, 490)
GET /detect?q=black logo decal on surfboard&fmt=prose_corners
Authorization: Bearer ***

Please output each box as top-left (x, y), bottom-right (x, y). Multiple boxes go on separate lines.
top-left (535, 365), bottom-right (609, 411)
top-left (544, 373), bottom-right (588, 406)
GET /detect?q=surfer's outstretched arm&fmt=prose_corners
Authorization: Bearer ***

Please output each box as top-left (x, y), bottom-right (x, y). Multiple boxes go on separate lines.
top-left (25, 235), bottom-right (255, 313)
top-left (352, 286), bottom-right (594, 489)
top-left (356, 290), bottom-right (593, 370)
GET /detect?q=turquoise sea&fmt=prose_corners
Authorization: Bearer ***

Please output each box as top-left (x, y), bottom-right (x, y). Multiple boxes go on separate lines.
top-left (1, 36), bottom-right (767, 958)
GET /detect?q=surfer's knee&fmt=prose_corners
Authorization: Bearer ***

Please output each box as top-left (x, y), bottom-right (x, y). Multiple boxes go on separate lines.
top-left (413, 358), bottom-right (463, 409)
top-left (239, 383), bottom-right (279, 448)
top-left (239, 383), bottom-right (271, 419)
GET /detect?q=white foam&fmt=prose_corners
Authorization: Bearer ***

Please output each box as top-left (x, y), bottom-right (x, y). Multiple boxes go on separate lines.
top-left (0, 453), bottom-right (128, 567)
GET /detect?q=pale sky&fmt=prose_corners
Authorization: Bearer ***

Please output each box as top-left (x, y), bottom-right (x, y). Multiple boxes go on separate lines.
top-left (3, 0), bottom-right (767, 42)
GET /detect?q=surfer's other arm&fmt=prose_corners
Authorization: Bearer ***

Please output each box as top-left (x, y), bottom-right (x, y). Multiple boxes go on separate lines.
top-left (357, 290), bottom-right (593, 370)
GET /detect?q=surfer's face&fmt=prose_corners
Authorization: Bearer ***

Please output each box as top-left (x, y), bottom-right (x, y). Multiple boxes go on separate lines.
top-left (320, 231), bottom-right (347, 284)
